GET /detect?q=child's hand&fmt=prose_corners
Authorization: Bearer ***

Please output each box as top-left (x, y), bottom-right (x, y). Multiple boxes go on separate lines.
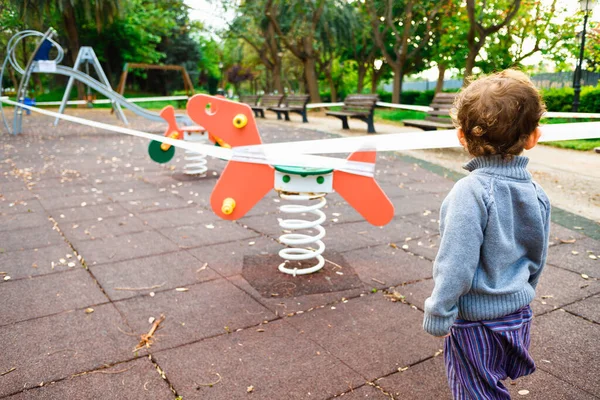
top-left (436, 333), bottom-right (450, 338)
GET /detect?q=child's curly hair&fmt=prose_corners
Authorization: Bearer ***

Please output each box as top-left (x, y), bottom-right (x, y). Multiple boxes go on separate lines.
top-left (451, 70), bottom-right (546, 158)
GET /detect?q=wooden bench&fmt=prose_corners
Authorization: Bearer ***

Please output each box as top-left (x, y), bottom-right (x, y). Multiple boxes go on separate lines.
top-left (402, 93), bottom-right (456, 131)
top-left (239, 95), bottom-right (259, 108)
top-left (251, 94), bottom-right (284, 118)
top-left (325, 94), bottom-right (379, 134)
top-left (269, 94), bottom-right (311, 123)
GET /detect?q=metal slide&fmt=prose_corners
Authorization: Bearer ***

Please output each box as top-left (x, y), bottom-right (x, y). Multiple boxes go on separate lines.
top-left (43, 66), bottom-right (192, 125)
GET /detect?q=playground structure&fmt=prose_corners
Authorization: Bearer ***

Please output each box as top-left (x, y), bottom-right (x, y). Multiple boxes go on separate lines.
top-left (0, 28), bottom-right (192, 135)
top-left (185, 95), bottom-right (395, 276)
top-left (148, 105), bottom-right (210, 176)
top-left (116, 63), bottom-right (195, 97)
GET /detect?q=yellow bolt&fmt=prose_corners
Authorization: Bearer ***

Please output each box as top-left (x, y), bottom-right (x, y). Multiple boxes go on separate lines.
top-left (160, 132), bottom-right (180, 151)
top-left (233, 114), bottom-right (248, 129)
top-left (221, 197), bottom-right (236, 215)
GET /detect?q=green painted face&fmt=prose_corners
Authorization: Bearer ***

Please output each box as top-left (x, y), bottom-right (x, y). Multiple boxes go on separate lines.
top-left (148, 140), bottom-right (175, 164)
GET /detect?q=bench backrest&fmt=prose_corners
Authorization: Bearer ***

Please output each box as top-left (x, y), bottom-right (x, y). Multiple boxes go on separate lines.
top-left (342, 94), bottom-right (379, 114)
top-left (240, 95), bottom-right (259, 106)
top-left (259, 94), bottom-right (284, 107)
top-left (425, 92), bottom-right (456, 123)
top-left (281, 94), bottom-right (310, 108)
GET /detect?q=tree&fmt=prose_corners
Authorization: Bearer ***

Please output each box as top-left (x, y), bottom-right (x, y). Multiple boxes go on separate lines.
top-left (265, 0), bottom-right (326, 102)
top-left (464, 0), bottom-right (521, 79)
top-left (367, 0), bottom-right (446, 103)
top-left (11, 0), bottom-right (122, 98)
top-left (227, 1), bottom-right (285, 94)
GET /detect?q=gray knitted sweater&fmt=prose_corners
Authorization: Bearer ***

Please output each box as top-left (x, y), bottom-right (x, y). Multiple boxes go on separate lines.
top-left (423, 155), bottom-right (551, 337)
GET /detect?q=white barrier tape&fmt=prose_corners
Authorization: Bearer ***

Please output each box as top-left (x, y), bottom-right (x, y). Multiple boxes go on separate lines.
top-left (35, 95), bottom-right (189, 106)
top-left (1, 99), bottom-right (375, 177)
top-left (376, 102), bottom-right (432, 112)
top-left (234, 122), bottom-right (600, 156)
top-left (544, 111), bottom-right (600, 119)
top-left (306, 102), bottom-right (344, 109)
top-left (3, 99), bottom-right (598, 178)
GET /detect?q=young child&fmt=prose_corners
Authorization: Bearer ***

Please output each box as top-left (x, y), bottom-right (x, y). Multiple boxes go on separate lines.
top-left (423, 69), bottom-right (551, 399)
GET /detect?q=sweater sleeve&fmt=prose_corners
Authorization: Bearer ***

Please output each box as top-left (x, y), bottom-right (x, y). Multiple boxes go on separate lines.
top-left (423, 178), bottom-right (489, 337)
top-left (528, 184), bottom-right (551, 290)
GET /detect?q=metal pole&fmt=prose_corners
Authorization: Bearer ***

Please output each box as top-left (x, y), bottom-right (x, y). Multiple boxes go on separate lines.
top-left (572, 10), bottom-right (589, 112)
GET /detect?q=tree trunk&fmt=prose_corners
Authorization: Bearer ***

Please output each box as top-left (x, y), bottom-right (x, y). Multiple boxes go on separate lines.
top-left (8, 67), bottom-right (19, 93)
top-left (304, 57), bottom-right (321, 103)
top-left (62, 3), bottom-right (86, 100)
top-left (357, 63), bottom-right (367, 93)
top-left (325, 70), bottom-right (337, 102)
top-left (464, 50), bottom-right (477, 81)
top-left (272, 60), bottom-right (283, 94)
top-left (435, 64), bottom-right (446, 94)
top-left (391, 65), bottom-right (403, 104)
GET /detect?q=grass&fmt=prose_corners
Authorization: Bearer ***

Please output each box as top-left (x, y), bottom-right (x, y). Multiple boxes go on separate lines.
top-left (541, 117), bottom-right (600, 151)
top-left (374, 109), bottom-right (427, 122)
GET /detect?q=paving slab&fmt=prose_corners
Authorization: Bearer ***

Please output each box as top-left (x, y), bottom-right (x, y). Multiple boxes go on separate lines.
top-left (333, 385), bottom-right (389, 399)
top-left (160, 221), bottom-right (259, 249)
top-left (118, 194), bottom-right (193, 214)
top-left (242, 252), bottom-right (364, 297)
top-left (531, 310), bottom-right (600, 396)
top-left (48, 203), bottom-right (129, 225)
top-left (114, 278), bottom-right (277, 352)
top-left (0, 303), bottom-right (133, 397)
top-left (59, 213), bottom-right (149, 242)
top-left (549, 223), bottom-right (588, 245)
top-left (285, 292), bottom-right (443, 381)
top-left (153, 319), bottom-right (364, 399)
top-left (91, 251), bottom-right (220, 301)
top-left (0, 196), bottom-right (44, 215)
top-left (564, 294), bottom-right (600, 324)
top-left (75, 230), bottom-right (180, 266)
top-left (546, 238), bottom-right (600, 277)
top-left (394, 279), bottom-right (435, 311)
top-left (37, 192), bottom-right (110, 211)
top-left (343, 244), bottom-right (434, 289)
top-left (137, 206), bottom-right (219, 230)
top-left (0, 224), bottom-right (64, 252)
top-left (0, 243), bottom-right (79, 281)
top-left (227, 274), bottom-right (367, 317)
top-left (375, 356), bottom-right (450, 400)
top-left (0, 210), bottom-right (51, 232)
top-left (6, 357), bottom-right (173, 400)
top-left (506, 368), bottom-right (597, 400)
top-left (532, 265), bottom-right (600, 315)
top-left (185, 236), bottom-right (282, 277)
top-left (0, 268), bottom-right (108, 326)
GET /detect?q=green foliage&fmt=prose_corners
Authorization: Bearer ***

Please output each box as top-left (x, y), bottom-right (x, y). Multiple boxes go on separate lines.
top-left (375, 109), bottom-right (427, 122)
top-left (539, 87), bottom-right (600, 113)
top-left (542, 139), bottom-right (600, 151)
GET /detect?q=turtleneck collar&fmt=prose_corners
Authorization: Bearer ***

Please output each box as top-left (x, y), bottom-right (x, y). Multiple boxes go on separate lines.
top-left (463, 155), bottom-right (531, 180)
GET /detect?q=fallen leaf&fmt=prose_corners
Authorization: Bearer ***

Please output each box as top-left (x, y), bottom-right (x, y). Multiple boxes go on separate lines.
top-left (67, 262), bottom-right (76, 268)
top-left (175, 288), bottom-right (189, 292)
top-left (389, 243), bottom-right (398, 249)
top-left (573, 226), bottom-right (583, 230)
top-left (85, 308), bottom-right (94, 314)
top-left (149, 317), bottom-right (156, 324)
top-left (581, 274), bottom-right (589, 280)
top-left (560, 238), bottom-right (576, 244)
top-left (571, 251), bottom-right (579, 255)
top-left (4, 276), bottom-right (11, 281)
top-left (518, 389), bottom-right (530, 396)
top-left (589, 255), bottom-right (598, 260)
top-left (247, 385), bottom-right (254, 393)
top-left (205, 224), bottom-right (215, 229)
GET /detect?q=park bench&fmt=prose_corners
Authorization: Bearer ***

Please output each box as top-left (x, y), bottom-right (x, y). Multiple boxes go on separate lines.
top-left (325, 94), bottom-right (379, 134)
top-left (269, 94), bottom-right (311, 123)
top-left (251, 94), bottom-right (284, 118)
top-left (239, 95), bottom-right (259, 108)
top-left (402, 92), bottom-right (456, 131)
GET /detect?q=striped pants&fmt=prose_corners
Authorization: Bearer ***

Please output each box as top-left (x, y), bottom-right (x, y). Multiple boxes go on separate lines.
top-left (444, 305), bottom-right (536, 400)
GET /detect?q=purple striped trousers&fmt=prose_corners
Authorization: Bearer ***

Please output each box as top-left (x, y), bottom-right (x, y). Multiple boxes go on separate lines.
top-left (444, 305), bottom-right (536, 400)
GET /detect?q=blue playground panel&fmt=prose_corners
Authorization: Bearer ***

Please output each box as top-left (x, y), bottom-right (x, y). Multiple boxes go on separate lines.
top-left (33, 40), bottom-right (53, 61)
top-left (21, 98), bottom-right (35, 115)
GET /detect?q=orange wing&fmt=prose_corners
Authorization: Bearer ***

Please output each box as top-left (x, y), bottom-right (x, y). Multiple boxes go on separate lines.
top-left (333, 151), bottom-right (394, 226)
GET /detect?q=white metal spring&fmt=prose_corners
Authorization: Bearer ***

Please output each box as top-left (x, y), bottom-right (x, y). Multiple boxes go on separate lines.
top-left (183, 131), bottom-right (208, 176)
top-left (277, 193), bottom-right (327, 276)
